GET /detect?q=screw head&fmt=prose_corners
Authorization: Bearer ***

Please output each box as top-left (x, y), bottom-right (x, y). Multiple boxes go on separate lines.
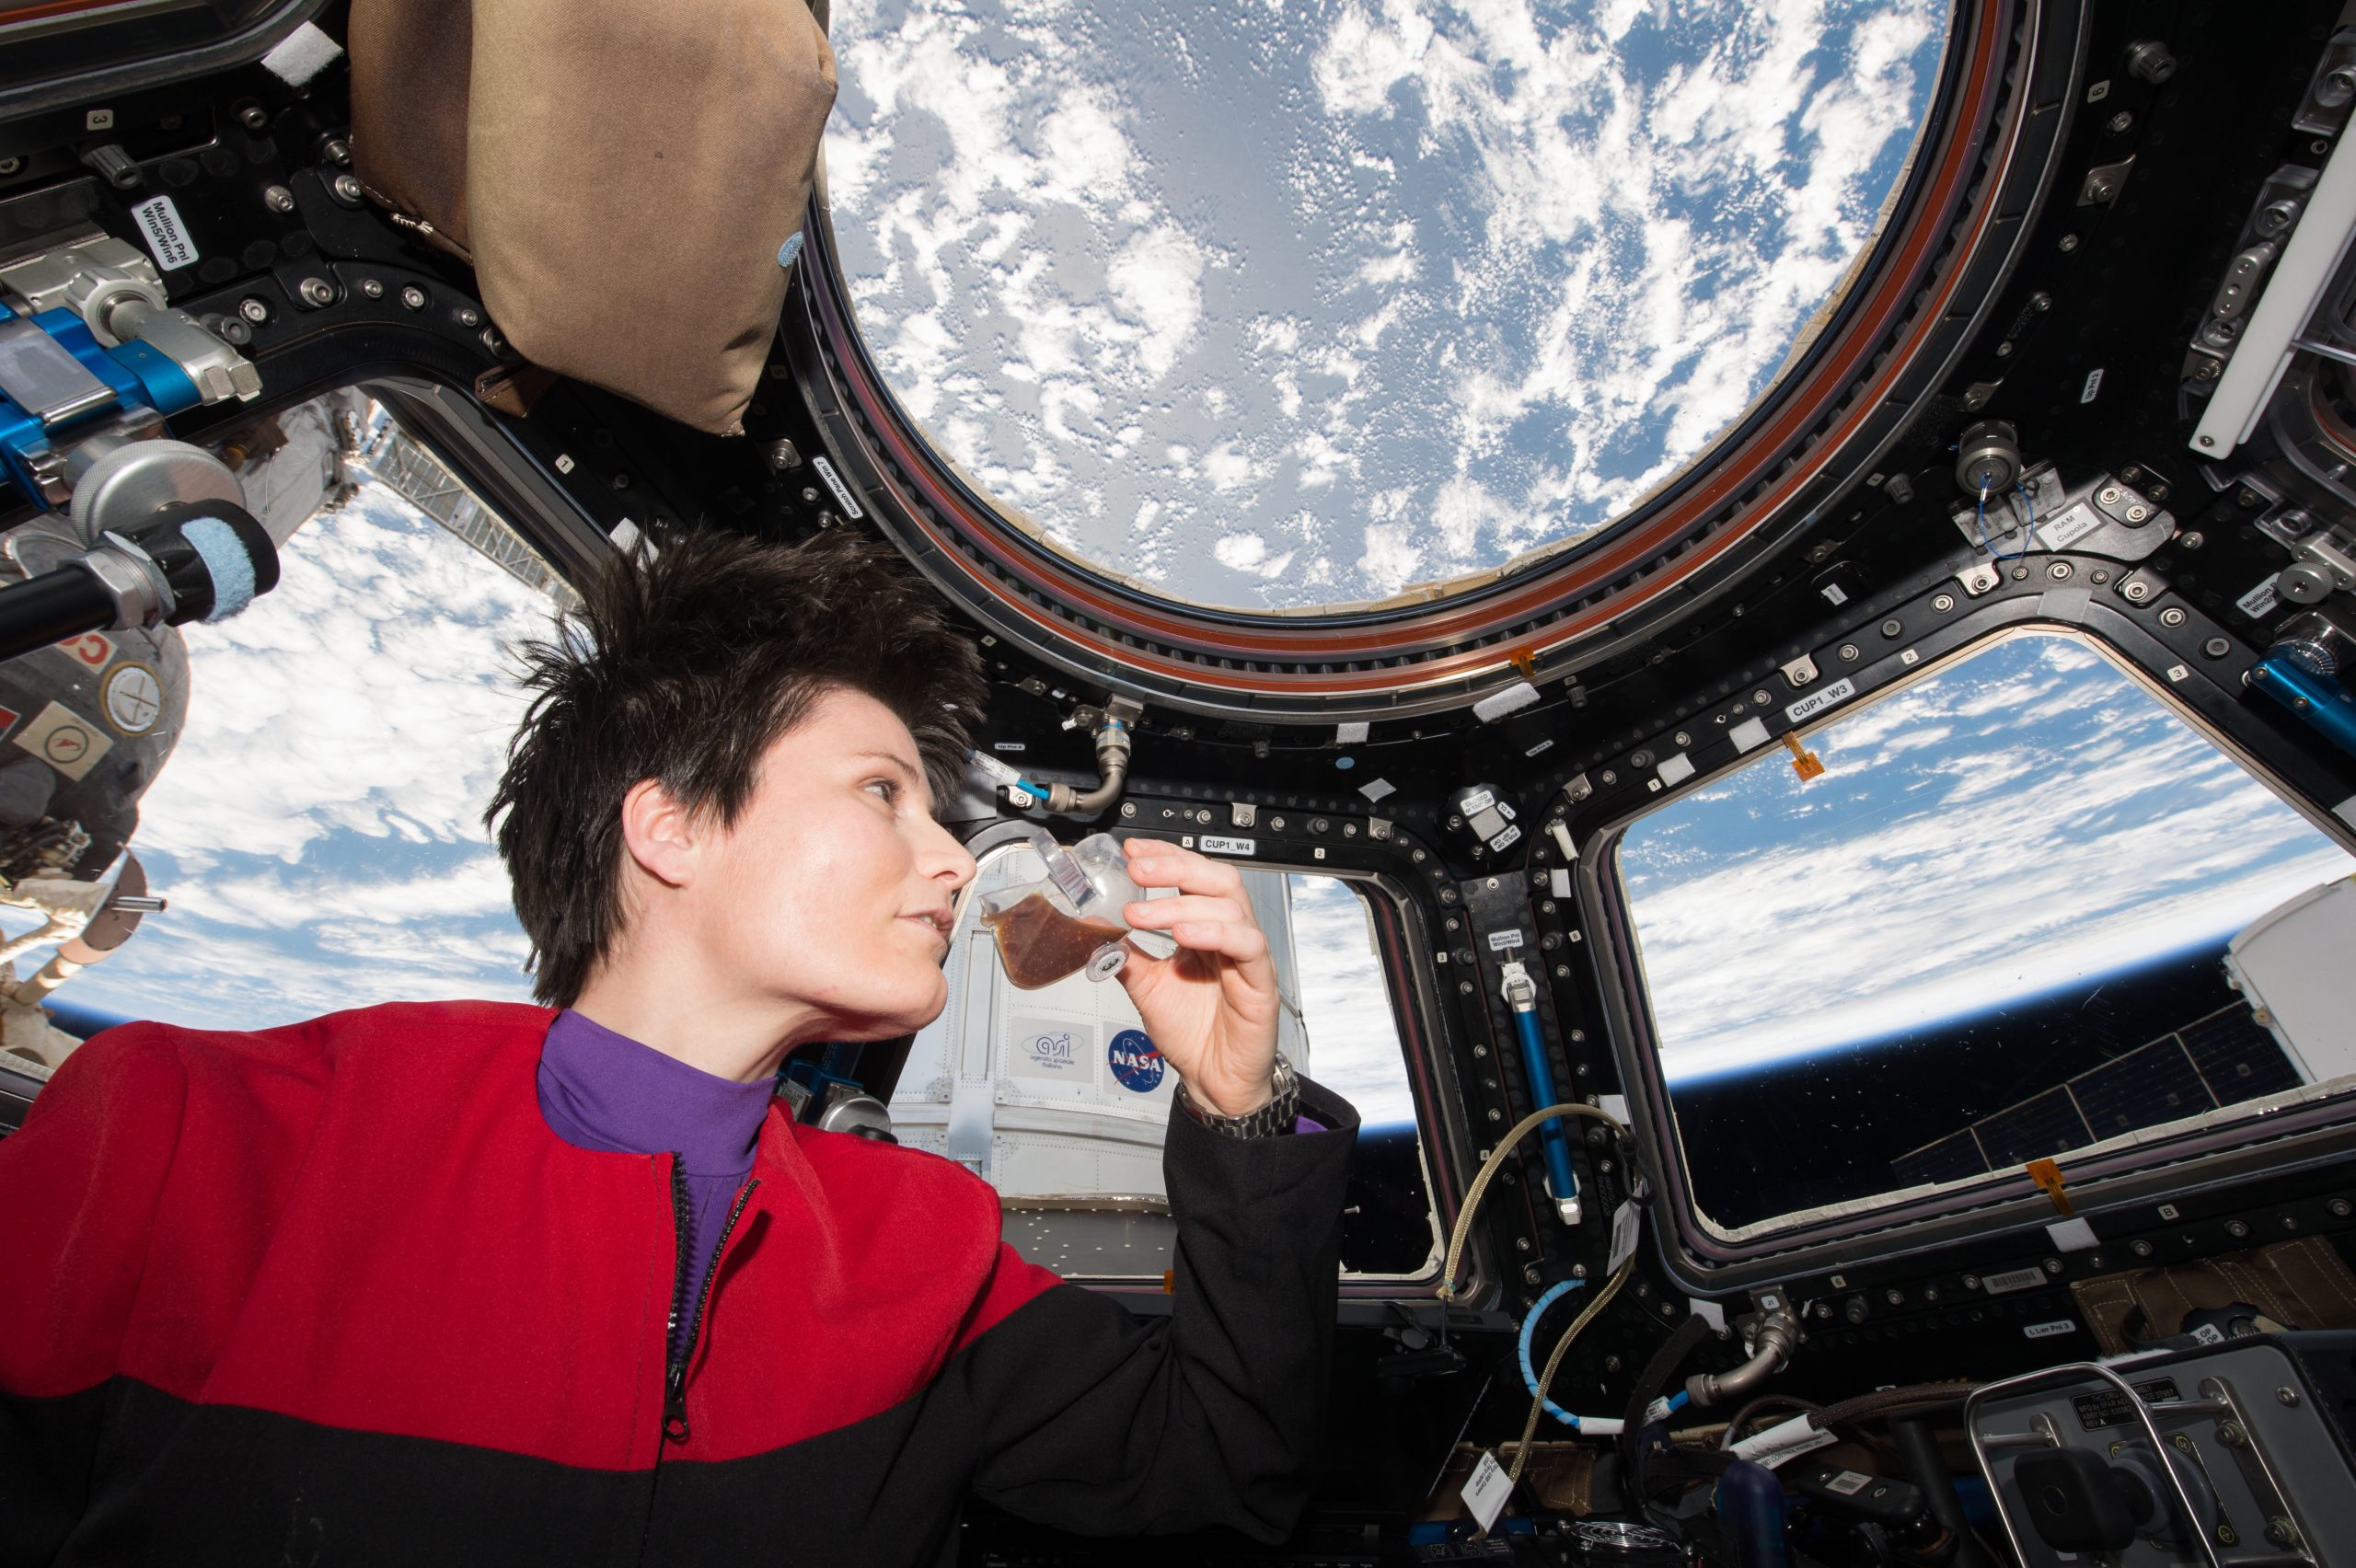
top-left (456, 307), bottom-right (481, 328)
top-left (321, 136), bottom-right (352, 167)
top-left (2267, 1521), bottom-right (2299, 1550)
top-left (296, 277), bottom-right (333, 308)
top-left (263, 184), bottom-right (295, 213)
top-left (400, 285), bottom-right (428, 311)
top-left (2217, 1524), bottom-right (2238, 1547)
top-left (1933, 594), bottom-right (1956, 612)
top-left (237, 296), bottom-right (270, 324)
top-left (2278, 1386), bottom-right (2301, 1407)
top-left (2059, 233), bottom-right (2080, 253)
top-left (2160, 606), bottom-right (2187, 627)
top-left (2124, 582), bottom-right (2150, 602)
top-left (359, 277), bottom-right (385, 299)
top-left (2107, 110), bottom-right (2134, 133)
top-left (238, 104), bottom-right (268, 131)
top-left (330, 172), bottom-right (364, 205)
top-left (2050, 562), bottom-right (2073, 581)
top-left (0, 156), bottom-right (22, 177)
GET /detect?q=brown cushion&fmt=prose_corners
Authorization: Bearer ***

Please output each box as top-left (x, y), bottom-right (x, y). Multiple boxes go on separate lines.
top-left (351, 0), bottom-right (837, 434)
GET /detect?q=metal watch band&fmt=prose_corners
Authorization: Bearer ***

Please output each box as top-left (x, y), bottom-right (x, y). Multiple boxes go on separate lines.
top-left (1177, 1054), bottom-right (1299, 1139)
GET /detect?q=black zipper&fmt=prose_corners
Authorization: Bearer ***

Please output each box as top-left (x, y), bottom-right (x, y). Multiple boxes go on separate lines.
top-left (661, 1170), bottom-right (758, 1444)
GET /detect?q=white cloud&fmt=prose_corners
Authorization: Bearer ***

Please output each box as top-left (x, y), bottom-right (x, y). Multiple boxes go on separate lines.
top-left (1621, 638), bottom-right (2356, 1083)
top-left (829, 0), bottom-right (1946, 607)
top-left (62, 483), bottom-right (552, 1030)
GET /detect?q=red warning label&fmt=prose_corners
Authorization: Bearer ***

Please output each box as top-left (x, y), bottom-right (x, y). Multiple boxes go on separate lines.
top-left (58, 631), bottom-right (114, 668)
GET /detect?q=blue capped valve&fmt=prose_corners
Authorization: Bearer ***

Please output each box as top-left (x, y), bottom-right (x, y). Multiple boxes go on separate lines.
top-left (1499, 961), bottom-right (1582, 1226)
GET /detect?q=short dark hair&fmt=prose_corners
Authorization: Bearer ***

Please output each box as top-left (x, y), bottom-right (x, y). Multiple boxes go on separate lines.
top-left (488, 527), bottom-right (987, 1007)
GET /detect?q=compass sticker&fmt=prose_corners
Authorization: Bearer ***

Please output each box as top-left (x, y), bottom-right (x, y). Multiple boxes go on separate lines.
top-left (12, 701), bottom-right (113, 781)
top-left (101, 663), bottom-right (164, 736)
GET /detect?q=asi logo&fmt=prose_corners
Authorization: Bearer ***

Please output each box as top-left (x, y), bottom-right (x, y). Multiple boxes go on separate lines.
top-left (1107, 1029), bottom-right (1164, 1093)
top-left (1022, 1031), bottom-right (1079, 1072)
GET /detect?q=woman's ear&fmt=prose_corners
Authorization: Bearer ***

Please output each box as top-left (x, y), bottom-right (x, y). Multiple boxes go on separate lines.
top-left (618, 778), bottom-right (701, 889)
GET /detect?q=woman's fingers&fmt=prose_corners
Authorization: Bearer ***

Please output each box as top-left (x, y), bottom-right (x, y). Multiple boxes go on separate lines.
top-left (1124, 838), bottom-right (1247, 900)
top-left (1162, 917), bottom-right (1270, 966)
top-left (1122, 893), bottom-right (1246, 930)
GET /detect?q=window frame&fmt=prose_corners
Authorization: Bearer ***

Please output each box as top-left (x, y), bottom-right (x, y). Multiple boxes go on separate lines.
top-left (1580, 624), bottom-right (2356, 1292)
top-left (913, 820), bottom-right (1474, 1298)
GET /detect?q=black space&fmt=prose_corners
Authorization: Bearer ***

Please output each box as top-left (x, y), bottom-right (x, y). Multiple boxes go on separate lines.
top-left (1671, 940), bottom-right (2292, 1231)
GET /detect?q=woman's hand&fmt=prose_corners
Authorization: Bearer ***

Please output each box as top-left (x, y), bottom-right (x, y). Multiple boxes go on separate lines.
top-left (1114, 838), bottom-right (1281, 1117)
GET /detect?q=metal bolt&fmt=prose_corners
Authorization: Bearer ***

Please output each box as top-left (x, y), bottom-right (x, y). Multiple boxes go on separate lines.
top-left (456, 307), bottom-right (481, 328)
top-left (2160, 607), bottom-right (2187, 627)
top-left (237, 296), bottom-right (270, 324)
top-left (1963, 1274), bottom-right (1981, 1290)
top-left (1572, 1263), bottom-right (1588, 1279)
top-left (0, 156), bottom-right (22, 177)
top-left (238, 104), bottom-right (268, 131)
top-left (2059, 233), bottom-right (2080, 253)
top-left (2125, 504), bottom-right (2150, 523)
top-left (2227, 1218), bottom-right (2249, 1238)
top-left (2217, 1523), bottom-right (2238, 1548)
top-left (2173, 1434), bottom-right (2196, 1454)
top-left (2218, 1423), bottom-right (2247, 1448)
top-left (1933, 594), bottom-right (1956, 612)
top-left (1605, 1355), bottom-right (1622, 1373)
top-left (1839, 643), bottom-right (1861, 662)
top-left (2277, 1386), bottom-right (2301, 1407)
top-left (321, 136), bottom-right (352, 167)
top-left (482, 327), bottom-right (504, 353)
top-left (2106, 110), bottom-right (2134, 133)
top-left (2124, 39), bottom-right (2177, 85)
top-left (359, 278), bottom-right (385, 299)
top-left (2267, 1521), bottom-right (2300, 1550)
top-left (2099, 485), bottom-right (2123, 505)
top-left (209, 315), bottom-right (251, 346)
top-left (400, 285), bottom-right (428, 311)
top-left (2202, 637), bottom-right (2230, 658)
top-left (2131, 1239), bottom-right (2154, 1257)
top-left (2044, 1257), bottom-right (2064, 1274)
top-left (263, 184), bottom-right (295, 213)
top-left (1996, 340), bottom-right (2015, 358)
top-left (2091, 570), bottom-right (2110, 584)
top-left (2124, 582), bottom-right (2150, 603)
top-left (295, 277), bottom-right (334, 308)
top-left (1524, 1265), bottom-right (1542, 1286)
top-left (1881, 618), bottom-right (1903, 639)
top-left (2050, 562), bottom-right (2073, 581)
top-left (2331, 1198), bottom-right (2351, 1218)
top-left (2086, 179), bottom-right (2115, 202)
top-left (1119, 802), bottom-right (1136, 818)
top-left (330, 172), bottom-right (364, 205)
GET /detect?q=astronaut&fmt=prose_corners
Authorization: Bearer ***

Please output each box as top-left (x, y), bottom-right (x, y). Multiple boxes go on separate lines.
top-left (0, 527), bottom-right (1359, 1565)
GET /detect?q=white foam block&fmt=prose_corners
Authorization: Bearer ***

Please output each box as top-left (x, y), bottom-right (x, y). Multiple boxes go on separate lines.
top-left (260, 22), bottom-right (345, 86)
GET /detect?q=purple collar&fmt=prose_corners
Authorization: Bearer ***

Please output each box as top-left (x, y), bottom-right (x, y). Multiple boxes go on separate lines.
top-left (537, 1009), bottom-right (773, 1177)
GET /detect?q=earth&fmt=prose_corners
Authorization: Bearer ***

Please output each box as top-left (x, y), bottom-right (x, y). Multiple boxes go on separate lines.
top-left (826, 0), bottom-right (1949, 609)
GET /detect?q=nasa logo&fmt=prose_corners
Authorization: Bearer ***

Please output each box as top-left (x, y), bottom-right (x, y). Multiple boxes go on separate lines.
top-left (1106, 1029), bottom-right (1164, 1093)
top-left (1022, 1031), bottom-right (1078, 1071)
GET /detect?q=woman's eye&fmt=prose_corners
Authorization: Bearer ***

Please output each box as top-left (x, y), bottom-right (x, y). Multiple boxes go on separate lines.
top-left (866, 778), bottom-right (900, 805)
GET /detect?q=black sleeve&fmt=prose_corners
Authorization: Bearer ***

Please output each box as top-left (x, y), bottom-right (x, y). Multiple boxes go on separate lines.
top-left (952, 1078), bottom-right (1359, 1540)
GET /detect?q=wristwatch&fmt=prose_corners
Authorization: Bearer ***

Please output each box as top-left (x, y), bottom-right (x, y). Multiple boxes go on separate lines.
top-left (1176, 1053), bottom-right (1299, 1139)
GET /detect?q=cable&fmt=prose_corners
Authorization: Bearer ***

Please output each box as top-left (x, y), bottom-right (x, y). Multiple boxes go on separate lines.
top-left (1719, 1394), bottom-right (1825, 1450)
top-left (1501, 1250), bottom-right (1637, 1496)
top-left (1437, 1100), bottom-right (1630, 1304)
top-left (1516, 1279), bottom-right (1673, 1433)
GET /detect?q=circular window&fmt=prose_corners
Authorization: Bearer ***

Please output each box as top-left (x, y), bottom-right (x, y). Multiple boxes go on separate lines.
top-left (825, 1), bottom-right (1950, 613)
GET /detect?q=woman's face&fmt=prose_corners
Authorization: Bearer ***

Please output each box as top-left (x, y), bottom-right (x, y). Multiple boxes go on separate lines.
top-left (689, 686), bottom-right (976, 1039)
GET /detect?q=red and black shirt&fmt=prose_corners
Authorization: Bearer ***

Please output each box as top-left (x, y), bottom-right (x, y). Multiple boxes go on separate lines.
top-left (0, 1001), bottom-right (1357, 1565)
